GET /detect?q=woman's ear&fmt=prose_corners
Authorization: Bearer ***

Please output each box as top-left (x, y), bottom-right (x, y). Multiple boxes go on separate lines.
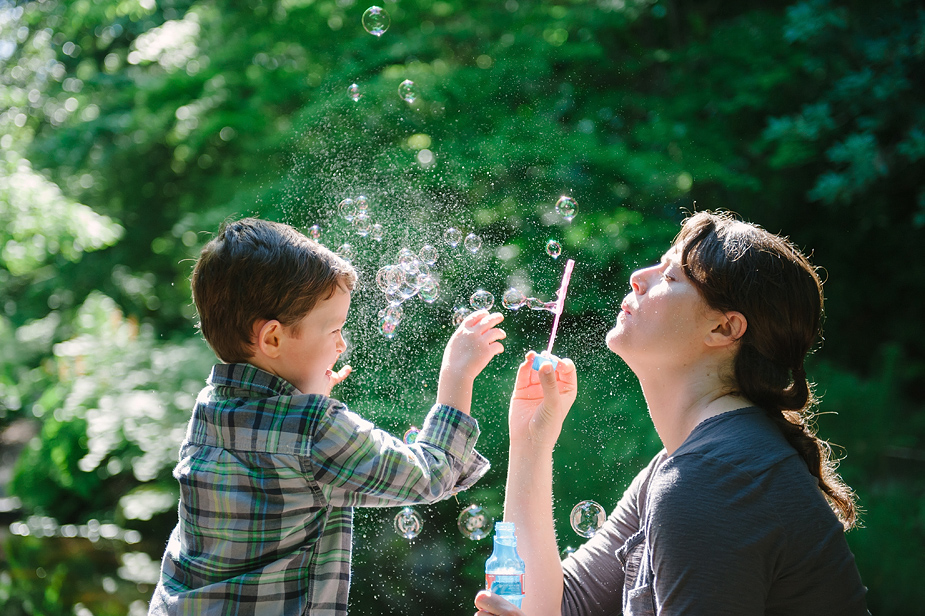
top-left (705, 311), bottom-right (747, 348)
top-left (253, 319), bottom-right (284, 359)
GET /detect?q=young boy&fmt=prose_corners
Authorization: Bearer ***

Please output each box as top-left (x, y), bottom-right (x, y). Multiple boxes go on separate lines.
top-left (149, 218), bottom-right (504, 615)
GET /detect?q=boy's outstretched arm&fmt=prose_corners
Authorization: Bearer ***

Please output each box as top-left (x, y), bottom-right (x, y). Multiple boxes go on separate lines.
top-left (436, 310), bottom-right (506, 415)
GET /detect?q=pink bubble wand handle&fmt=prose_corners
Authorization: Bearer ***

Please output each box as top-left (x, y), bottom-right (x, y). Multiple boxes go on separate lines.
top-left (533, 259), bottom-right (575, 371)
top-left (546, 258), bottom-right (575, 355)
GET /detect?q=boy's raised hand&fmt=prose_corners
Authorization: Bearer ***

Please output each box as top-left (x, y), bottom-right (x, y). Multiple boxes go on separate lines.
top-left (436, 310), bottom-right (506, 415)
top-left (508, 351), bottom-right (577, 453)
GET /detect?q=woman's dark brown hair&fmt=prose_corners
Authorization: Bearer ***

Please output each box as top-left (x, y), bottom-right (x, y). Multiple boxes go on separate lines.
top-left (191, 218), bottom-right (357, 364)
top-left (674, 210), bottom-right (858, 529)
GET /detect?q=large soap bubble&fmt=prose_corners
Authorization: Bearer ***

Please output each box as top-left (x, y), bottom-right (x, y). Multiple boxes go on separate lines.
top-left (444, 227), bottom-right (462, 248)
top-left (502, 287), bottom-right (527, 310)
top-left (556, 195), bottom-right (577, 222)
top-left (394, 507), bottom-right (423, 539)
top-left (546, 239), bottom-right (562, 259)
top-left (362, 6), bottom-right (390, 37)
top-left (457, 505), bottom-right (493, 540)
top-left (464, 233), bottom-right (482, 253)
top-left (469, 289), bottom-right (494, 311)
top-left (570, 500), bottom-right (606, 538)
top-left (398, 79), bottom-right (417, 104)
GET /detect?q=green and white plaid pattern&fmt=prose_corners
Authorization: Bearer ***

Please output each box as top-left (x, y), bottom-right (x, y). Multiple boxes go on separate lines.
top-left (149, 363), bottom-right (489, 615)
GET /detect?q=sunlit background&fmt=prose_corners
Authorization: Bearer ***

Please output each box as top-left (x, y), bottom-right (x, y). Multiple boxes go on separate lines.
top-left (1, 0), bottom-right (923, 614)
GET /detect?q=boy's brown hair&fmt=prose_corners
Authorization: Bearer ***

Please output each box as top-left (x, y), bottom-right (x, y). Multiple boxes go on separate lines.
top-left (191, 218), bottom-right (357, 363)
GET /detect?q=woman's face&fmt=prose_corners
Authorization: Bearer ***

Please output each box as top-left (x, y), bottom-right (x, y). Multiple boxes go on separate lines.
top-left (605, 246), bottom-right (717, 371)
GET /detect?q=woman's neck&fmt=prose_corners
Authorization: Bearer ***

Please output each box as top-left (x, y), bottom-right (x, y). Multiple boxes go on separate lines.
top-left (636, 364), bottom-right (752, 455)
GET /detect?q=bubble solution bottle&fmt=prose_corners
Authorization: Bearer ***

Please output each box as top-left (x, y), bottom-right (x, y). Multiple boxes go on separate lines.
top-left (485, 521), bottom-right (526, 608)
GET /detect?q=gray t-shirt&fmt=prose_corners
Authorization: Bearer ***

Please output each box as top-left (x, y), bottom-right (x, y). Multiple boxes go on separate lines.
top-left (561, 407), bottom-right (868, 616)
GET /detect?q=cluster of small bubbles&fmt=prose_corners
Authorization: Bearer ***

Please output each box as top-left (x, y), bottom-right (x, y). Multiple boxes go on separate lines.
top-left (337, 243), bottom-right (356, 262)
top-left (444, 227), bottom-right (462, 248)
top-left (453, 305), bottom-right (472, 326)
top-left (502, 287), bottom-right (527, 310)
top-left (338, 197), bottom-right (357, 221)
top-left (527, 296), bottom-right (556, 312)
top-left (362, 6), bottom-right (390, 37)
top-left (469, 289), bottom-right (494, 311)
top-left (370, 223), bottom-right (384, 242)
top-left (403, 427), bottom-right (420, 444)
top-left (353, 212), bottom-right (371, 237)
top-left (399, 79), bottom-right (417, 104)
top-left (309, 224), bottom-right (322, 240)
top-left (464, 233), bottom-right (483, 254)
top-left (546, 239), bottom-right (562, 259)
top-left (457, 505), bottom-right (493, 540)
top-left (419, 244), bottom-right (438, 265)
top-left (556, 195), bottom-right (578, 222)
top-left (570, 500), bottom-right (606, 538)
top-left (394, 506), bottom-right (423, 539)
top-left (348, 83), bottom-right (361, 102)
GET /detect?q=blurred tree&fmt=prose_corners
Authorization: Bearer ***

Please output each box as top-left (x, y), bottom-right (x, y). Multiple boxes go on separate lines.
top-left (0, 0), bottom-right (922, 613)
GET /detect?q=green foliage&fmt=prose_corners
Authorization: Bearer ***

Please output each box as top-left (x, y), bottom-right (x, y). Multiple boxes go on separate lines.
top-left (0, 0), bottom-right (923, 614)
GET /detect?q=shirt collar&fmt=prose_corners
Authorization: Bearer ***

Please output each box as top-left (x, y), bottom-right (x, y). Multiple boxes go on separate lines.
top-left (207, 363), bottom-right (300, 398)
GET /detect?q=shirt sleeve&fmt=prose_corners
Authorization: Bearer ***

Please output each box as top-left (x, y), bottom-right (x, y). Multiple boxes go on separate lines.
top-left (306, 401), bottom-right (490, 508)
top-left (561, 452), bottom-right (665, 616)
top-left (647, 453), bottom-right (775, 616)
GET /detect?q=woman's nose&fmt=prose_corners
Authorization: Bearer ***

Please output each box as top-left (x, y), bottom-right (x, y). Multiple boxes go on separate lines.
top-left (630, 268), bottom-right (646, 294)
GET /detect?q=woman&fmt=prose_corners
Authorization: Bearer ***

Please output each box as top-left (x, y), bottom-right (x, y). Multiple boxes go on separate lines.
top-left (476, 211), bottom-right (868, 616)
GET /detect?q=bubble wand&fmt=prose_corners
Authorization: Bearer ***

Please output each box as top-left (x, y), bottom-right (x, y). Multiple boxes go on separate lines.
top-left (532, 258), bottom-right (575, 371)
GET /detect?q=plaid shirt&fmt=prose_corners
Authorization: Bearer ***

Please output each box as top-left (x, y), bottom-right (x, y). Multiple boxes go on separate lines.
top-left (149, 363), bottom-right (490, 616)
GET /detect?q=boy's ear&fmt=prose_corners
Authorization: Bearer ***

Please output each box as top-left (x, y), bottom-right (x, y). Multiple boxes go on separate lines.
top-left (705, 310), bottom-right (747, 348)
top-left (253, 319), bottom-right (284, 359)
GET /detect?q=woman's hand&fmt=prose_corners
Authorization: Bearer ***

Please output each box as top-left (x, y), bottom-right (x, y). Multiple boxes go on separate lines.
top-left (474, 590), bottom-right (528, 616)
top-left (508, 351), bottom-right (577, 452)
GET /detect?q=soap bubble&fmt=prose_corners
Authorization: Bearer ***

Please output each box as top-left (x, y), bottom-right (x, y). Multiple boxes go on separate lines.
top-left (353, 212), bottom-right (371, 237)
top-left (556, 196), bottom-right (577, 222)
top-left (376, 265), bottom-right (404, 293)
top-left (452, 306), bottom-right (472, 326)
top-left (570, 500), bottom-right (606, 538)
top-left (403, 427), bottom-right (420, 444)
top-left (398, 249), bottom-right (421, 275)
top-left (419, 277), bottom-right (439, 303)
top-left (348, 83), bottom-right (361, 102)
top-left (379, 313), bottom-right (399, 339)
top-left (502, 287), bottom-right (527, 310)
top-left (355, 195), bottom-right (369, 212)
top-left (444, 227), bottom-right (462, 248)
top-left (470, 289), bottom-right (495, 311)
top-left (362, 6), bottom-right (390, 37)
top-left (338, 197), bottom-right (357, 221)
top-left (398, 79), bottom-right (416, 104)
top-left (308, 224), bottom-right (322, 240)
top-left (464, 233), bottom-right (482, 253)
top-left (457, 505), bottom-right (493, 540)
top-left (419, 244), bottom-right (438, 265)
top-left (385, 303), bottom-right (404, 321)
top-left (562, 546), bottom-right (577, 558)
top-left (394, 507), bottom-right (423, 539)
top-left (370, 223), bottom-right (384, 242)
top-left (337, 243), bottom-right (356, 263)
top-left (546, 239), bottom-right (562, 259)
top-left (527, 297), bottom-right (555, 312)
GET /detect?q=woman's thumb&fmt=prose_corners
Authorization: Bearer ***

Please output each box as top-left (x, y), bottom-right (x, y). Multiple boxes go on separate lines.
top-left (538, 363), bottom-right (560, 408)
